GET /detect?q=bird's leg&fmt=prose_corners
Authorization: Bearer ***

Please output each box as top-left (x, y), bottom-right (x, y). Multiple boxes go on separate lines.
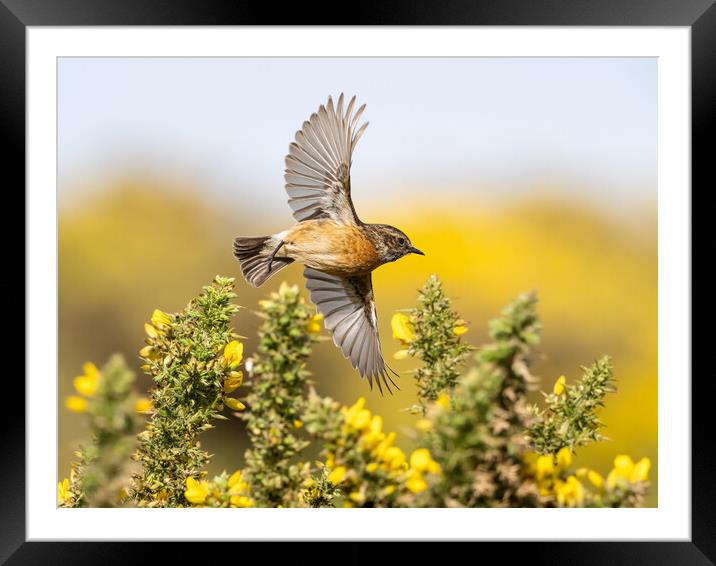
top-left (267, 240), bottom-right (286, 272)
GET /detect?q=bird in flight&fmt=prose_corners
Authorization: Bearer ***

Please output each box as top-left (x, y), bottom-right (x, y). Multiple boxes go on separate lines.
top-left (233, 94), bottom-right (424, 393)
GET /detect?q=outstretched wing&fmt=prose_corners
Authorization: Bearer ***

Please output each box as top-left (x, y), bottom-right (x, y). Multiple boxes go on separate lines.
top-left (285, 94), bottom-right (368, 225)
top-left (304, 267), bottom-right (398, 394)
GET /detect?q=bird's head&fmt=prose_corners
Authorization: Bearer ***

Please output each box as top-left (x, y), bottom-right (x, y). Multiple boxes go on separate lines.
top-left (369, 224), bottom-right (425, 263)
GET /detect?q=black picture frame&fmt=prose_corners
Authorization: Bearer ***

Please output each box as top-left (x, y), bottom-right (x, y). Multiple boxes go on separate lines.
top-left (5, 0), bottom-right (707, 561)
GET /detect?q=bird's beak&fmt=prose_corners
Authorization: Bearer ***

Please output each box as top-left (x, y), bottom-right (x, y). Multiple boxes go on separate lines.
top-left (409, 246), bottom-right (425, 256)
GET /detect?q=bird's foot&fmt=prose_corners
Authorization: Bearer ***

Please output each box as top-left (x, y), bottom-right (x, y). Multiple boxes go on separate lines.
top-left (267, 240), bottom-right (286, 272)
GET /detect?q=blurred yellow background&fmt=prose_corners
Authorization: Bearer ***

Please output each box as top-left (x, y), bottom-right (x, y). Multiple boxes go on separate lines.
top-left (58, 57), bottom-right (657, 506)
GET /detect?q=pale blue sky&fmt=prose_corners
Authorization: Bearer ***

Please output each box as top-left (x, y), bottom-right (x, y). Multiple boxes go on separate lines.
top-left (58, 57), bottom-right (656, 209)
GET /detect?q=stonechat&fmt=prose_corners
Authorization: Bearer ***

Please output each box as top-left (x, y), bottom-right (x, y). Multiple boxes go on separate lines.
top-left (233, 94), bottom-right (424, 393)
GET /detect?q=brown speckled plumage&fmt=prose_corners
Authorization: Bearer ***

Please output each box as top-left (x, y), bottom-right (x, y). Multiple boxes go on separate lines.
top-left (233, 94), bottom-right (424, 393)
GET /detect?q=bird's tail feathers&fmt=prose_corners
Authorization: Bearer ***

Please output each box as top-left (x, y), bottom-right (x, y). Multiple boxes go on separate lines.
top-left (233, 235), bottom-right (293, 287)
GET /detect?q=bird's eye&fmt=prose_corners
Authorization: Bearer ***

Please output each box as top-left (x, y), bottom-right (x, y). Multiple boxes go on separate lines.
top-left (398, 237), bottom-right (407, 246)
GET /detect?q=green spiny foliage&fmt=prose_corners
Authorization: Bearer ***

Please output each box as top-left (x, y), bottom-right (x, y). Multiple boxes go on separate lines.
top-left (417, 292), bottom-right (541, 507)
top-left (241, 282), bottom-right (318, 507)
top-left (303, 387), bottom-right (345, 445)
top-left (527, 356), bottom-right (615, 454)
top-left (130, 276), bottom-right (241, 507)
top-left (302, 464), bottom-right (341, 508)
top-left (400, 275), bottom-right (470, 413)
top-left (62, 275), bottom-right (652, 510)
top-left (61, 355), bottom-right (144, 508)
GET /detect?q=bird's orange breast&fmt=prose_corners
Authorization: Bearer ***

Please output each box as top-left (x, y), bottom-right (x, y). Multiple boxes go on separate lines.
top-left (284, 220), bottom-right (380, 277)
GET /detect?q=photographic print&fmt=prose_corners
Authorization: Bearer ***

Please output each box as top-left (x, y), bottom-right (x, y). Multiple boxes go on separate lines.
top-left (57, 56), bottom-right (657, 510)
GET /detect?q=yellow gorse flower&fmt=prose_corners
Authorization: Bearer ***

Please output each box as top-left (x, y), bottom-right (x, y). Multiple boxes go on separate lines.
top-left (227, 470), bottom-right (254, 507)
top-left (151, 309), bottom-right (172, 328)
top-left (343, 397), bottom-right (373, 432)
top-left (327, 466), bottom-right (347, 485)
top-left (630, 457), bottom-right (651, 483)
top-left (223, 340), bottom-right (244, 369)
top-left (391, 312), bottom-right (414, 345)
top-left (382, 446), bottom-right (407, 470)
top-left (556, 447), bottom-right (573, 470)
top-left (372, 432), bottom-right (396, 460)
top-left (72, 376), bottom-right (97, 397)
top-left (57, 478), bottom-right (72, 505)
top-left (349, 491), bottom-right (366, 505)
top-left (613, 454), bottom-right (635, 478)
top-left (555, 476), bottom-right (585, 507)
top-left (225, 397), bottom-right (246, 411)
top-left (587, 469), bottom-right (604, 490)
top-left (134, 397), bottom-right (152, 413)
top-left (370, 414), bottom-right (382, 435)
top-left (453, 325), bottom-right (469, 336)
top-left (231, 495), bottom-right (254, 508)
top-left (344, 396), bottom-right (365, 415)
top-left (138, 345), bottom-right (156, 359)
top-left (228, 469), bottom-right (244, 488)
top-left (144, 322), bottom-right (158, 338)
top-left (536, 454), bottom-right (554, 479)
top-left (409, 448), bottom-right (441, 475)
top-left (349, 409), bottom-right (371, 431)
top-left (357, 414), bottom-right (386, 451)
top-left (184, 476), bottom-right (209, 504)
top-left (405, 470), bottom-right (428, 494)
top-left (83, 362), bottom-right (100, 380)
top-left (223, 371), bottom-right (244, 394)
top-left (553, 375), bottom-right (567, 395)
top-left (436, 391), bottom-right (450, 410)
top-left (227, 470), bottom-right (252, 500)
top-left (306, 313), bottom-right (324, 334)
top-left (72, 361), bottom-right (101, 397)
top-left (65, 395), bottom-right (88, 413)
top-left (606, 454), bottom-right (646, 489)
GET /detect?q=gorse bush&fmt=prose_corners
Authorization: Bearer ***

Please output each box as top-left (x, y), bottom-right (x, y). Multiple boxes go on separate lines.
top-left (60, 356), bottom-right (148, 507)
top-left (392, 275), bottom-right (471, 415)
top-left (60, 275), bottom-right (651, 508)
top-left (128, 277), bottom-right (245, 507)
top-left (241, 282), bottom-right (320, 507)
top-left (414, 291), bottom-right (541, 507)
